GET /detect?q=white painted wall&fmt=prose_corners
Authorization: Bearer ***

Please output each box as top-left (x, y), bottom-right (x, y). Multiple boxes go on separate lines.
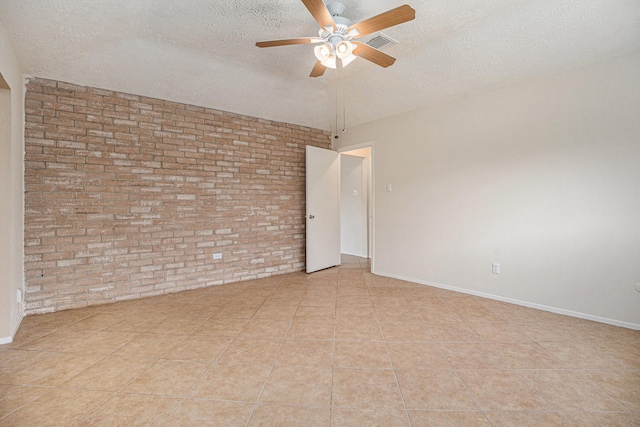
top-left (341, 147), bottom-right (372, 258)
top-left (0, 20), bottom-right (24, 343)
top-left (340, 154), bottom-right (367, 257)
top-left (336, 52), bottom-right (640, 328)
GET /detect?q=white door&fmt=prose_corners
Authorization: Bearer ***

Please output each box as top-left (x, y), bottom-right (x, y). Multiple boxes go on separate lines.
top-left (306, 145), bottom-right (340, 273)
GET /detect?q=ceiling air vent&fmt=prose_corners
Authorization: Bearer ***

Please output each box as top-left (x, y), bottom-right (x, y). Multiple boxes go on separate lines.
top-left (365, 33), bottom-right (399, 50)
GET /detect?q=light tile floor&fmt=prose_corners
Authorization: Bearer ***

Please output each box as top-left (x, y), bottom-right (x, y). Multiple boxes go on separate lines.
top-left (1, 255), bottom-right (639, 426)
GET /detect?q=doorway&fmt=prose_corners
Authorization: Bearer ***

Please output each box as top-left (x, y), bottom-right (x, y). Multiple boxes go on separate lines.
top-left (339, 144), bottom-right (373, 269)
top-left (0, 74), bottom-right (13, 341)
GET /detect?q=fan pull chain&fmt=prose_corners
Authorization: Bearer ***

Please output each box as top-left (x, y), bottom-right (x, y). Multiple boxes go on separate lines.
top-left (335, 70), bottom-right (339, 138)
top-left (334, 57), bottom-right (347, 137)
top-left (342, 78), bottom-right (347, 134)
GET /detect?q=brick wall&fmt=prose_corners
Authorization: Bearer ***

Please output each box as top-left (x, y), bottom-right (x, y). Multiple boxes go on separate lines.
top-left (23, 78), bottom-right (331, 314)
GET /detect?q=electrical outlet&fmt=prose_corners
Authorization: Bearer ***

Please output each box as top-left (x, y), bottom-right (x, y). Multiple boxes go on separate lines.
top-left (16, 289), bottom-right (22, 303)
top-left (213, 253), bottom-right (223, 260)
top-left (492, 262), bottom-right (500, 274)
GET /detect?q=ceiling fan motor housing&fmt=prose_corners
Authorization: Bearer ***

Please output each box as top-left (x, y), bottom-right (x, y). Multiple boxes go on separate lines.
top-left (327, 2), bottom-right (346, 17)
top-left (317, 4), bottom-right (354, 58)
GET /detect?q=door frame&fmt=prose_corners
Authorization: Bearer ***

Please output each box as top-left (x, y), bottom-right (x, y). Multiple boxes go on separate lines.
top-left (339, 153), bottom-right (367, 258)
top-left (338, 141), bottom-right (375, 273)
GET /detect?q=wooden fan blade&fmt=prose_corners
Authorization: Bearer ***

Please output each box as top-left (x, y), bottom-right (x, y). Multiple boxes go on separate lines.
top-left (256, 38), bottom-right (321, 48)
top-left (310, 60), bottom-right (327, 77)
top-left (301, 0), bottom-right (336, 30)
top-left (352, 42), bottom-right (396, 67)
top-left (348, 5), bottom-right (415, 37)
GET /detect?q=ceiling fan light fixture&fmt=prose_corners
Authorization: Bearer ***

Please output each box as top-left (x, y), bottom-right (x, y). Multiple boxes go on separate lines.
top-left (255, 0), bottom-right (415, 77)
top-left (341, 54), bottom-right (357, 67)
top-left (335, 40), bottom-right (353, 59)
top-left (314, 43), bottom-right (333, 62)
top-left (320, 54), bottom-right (337, 69)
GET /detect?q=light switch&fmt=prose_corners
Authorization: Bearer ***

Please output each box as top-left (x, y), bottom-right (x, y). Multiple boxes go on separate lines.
top-left (353, 190), bottom-right (358, 197)
top-left (386, 184), bottom-right (392, 192)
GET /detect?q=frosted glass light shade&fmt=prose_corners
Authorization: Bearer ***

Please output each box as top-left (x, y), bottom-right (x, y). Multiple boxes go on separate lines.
top-left (335, 41), bottom-right (353, 59)
top-left (314, 43), bottom-right (333, 62)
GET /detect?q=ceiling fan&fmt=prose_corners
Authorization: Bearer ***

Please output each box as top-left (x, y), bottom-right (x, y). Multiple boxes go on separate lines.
top-left (256, 0), bottom-right (416, 77)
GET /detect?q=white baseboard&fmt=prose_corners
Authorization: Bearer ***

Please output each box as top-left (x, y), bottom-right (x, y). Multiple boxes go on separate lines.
top-left (341, 251), bottom-right (368, 258)
top-left (0, 313), bottom-right (24, 346)
top-left (13, 313), bottom-right (23, 338)
top-left (374, 270), bottom-right (640, 331)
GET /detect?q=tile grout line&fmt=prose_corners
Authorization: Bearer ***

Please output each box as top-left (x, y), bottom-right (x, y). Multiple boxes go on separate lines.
top-left (142, 279), bottom-right (278, 426)
top-left (154, 313), bottom-right (223, 427)
top-left (77, 311), bottom-right (209, 425)
top-left (9, 317), bottom-right (152, 425)
top-left (242, 275), bottom-right (301, 427)
top-left (329, 270), bottom-right (339, 426)
top-left (368, 266), bottom-right (415, 427)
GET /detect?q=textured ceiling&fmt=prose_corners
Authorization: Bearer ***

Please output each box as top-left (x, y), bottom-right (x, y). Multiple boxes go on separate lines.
top-left (1, 0), bottom-right (639, 131)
